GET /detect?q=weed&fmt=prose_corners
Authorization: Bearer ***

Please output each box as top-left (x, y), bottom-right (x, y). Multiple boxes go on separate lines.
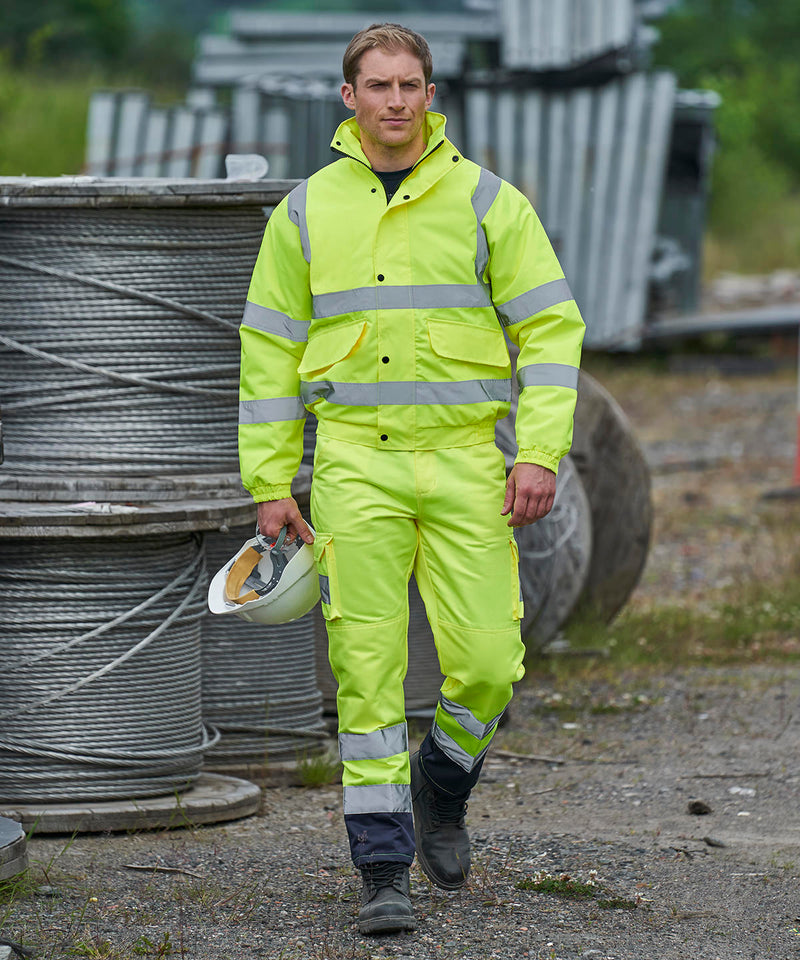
top-left (296, 748), bottom-right (342, 788)
top-left (132, 932), bottom-right (175, 957)
top-left (516, 870), bottom-right (599, 899)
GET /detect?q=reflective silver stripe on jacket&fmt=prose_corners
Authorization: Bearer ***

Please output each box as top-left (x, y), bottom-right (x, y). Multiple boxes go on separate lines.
top-left (239, 397), bottom-right (306, 424)
top-left (495, 278), bottom-right (574, 328)
top-left (339, 722), bottom-right (408, 763)
top-left (431, 722), bottom-right (490, 773)
top-left (287, 180), bottom-right (311, 264)
top-left (241, 300), bottom-right (309, 343)
top-left (312, 283), bottom-right (492, 319)
top-left (472, 167), bottom-right (502, 282)
top-left (517, 362), bottom-right (579, 391)
top-left (343, 783), bottom-right (412, 815)
top-left (301, 378), bottom-right (511, 407)
top-left (439, 695), bottom-right (504, 742)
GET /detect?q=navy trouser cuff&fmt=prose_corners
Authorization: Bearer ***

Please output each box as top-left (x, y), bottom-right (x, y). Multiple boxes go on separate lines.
top-left (420, 731), bottom-right (485, 797)
top-left (346, 812), bottom-right (415, 867)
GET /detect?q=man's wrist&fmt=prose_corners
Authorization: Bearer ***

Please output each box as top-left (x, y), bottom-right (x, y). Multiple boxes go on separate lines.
top-left (514, 448), bottom-right (560, 474)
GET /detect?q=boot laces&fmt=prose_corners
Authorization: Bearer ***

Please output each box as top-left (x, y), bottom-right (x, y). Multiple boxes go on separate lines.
top-left (430, 788), bottom-right (468, 827)
top-left (362, 861), bottom-right (406, 894)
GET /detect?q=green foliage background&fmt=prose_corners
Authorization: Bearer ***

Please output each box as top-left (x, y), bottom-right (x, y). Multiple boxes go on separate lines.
top-left (653, 0), bottom-right (800, 271)
top-left (0, 0), bottom-right (798, 271)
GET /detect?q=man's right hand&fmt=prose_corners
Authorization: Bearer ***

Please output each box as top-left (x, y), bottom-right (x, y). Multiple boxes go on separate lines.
top-left (256, 498), bottom-right (315, 544)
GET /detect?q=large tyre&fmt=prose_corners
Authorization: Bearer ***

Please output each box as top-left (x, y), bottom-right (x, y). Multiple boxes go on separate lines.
top-left (569, 370), bottom-right (652, 622)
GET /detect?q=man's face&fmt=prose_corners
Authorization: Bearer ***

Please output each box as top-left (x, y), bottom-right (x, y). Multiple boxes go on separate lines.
top-left (341, 47), bottom-right (435, 165)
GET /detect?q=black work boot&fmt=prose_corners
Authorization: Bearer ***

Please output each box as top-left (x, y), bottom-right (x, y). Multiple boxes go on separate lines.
top-left (358, 861), bottom-right (416, 935)
top-left (410, 750), bottom-right (471, 890)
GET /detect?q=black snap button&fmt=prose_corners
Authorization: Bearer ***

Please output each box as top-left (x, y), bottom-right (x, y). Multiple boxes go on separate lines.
top-left (371, 187), bottom-right (377, 193)
top-left (336, 140), bottom-right (341, 145)
top-left (382, 356), bottom-right (389, 363)
top-left (452, 155), bottom-right (458, 162)
top-left (380, 433), bottom-right (388, 441)
top-left (403, 194), bottom-right (410, 200)
top-left (377, 274), bottom-right (385, 282)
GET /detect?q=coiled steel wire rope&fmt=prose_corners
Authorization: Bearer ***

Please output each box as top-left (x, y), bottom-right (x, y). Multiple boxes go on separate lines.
top-left (0, 533), bottom-right (219, 802)
top-left (0, 205), bottom-right (270, 475)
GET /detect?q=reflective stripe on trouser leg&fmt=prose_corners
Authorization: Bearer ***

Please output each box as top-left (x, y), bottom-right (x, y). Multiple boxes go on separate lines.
top-left (311, 436), bottom-right (525, 861)
top-left (339, 721), bottom-right (413, 866)
top-left (312, 438), bottom-right (419, 866)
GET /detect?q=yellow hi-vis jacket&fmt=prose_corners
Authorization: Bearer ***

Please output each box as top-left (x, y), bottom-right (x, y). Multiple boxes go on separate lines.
top-left (238, 111), bottom-right (585, 502)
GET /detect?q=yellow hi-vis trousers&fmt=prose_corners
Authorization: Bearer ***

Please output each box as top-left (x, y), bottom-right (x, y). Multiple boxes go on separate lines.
top-left (310, 434), bottom-right (526, 867)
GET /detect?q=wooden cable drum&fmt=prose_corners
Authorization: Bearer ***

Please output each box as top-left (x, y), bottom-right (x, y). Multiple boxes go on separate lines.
top-left (0, 177), bottom-right (295, 498)
top-left (0, 816), bottom-right (28, 881)
top-left (569, 370), bottom-right (653, 622)
top-left (0, 526), bottom-right (211, 803)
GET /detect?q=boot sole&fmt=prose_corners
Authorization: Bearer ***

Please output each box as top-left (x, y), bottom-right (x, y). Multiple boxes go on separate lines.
top-left (358, 913), bottom-right (417, 934)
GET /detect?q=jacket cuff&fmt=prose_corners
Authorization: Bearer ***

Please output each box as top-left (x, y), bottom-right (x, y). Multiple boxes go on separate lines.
top-left (248, 483), bottom-right (294, 503)
top-left (514, 447), bottom-right (560, 474)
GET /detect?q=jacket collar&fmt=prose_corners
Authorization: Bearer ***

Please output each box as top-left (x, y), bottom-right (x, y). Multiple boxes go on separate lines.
top-left (330, 110), bottom-right (452, 171)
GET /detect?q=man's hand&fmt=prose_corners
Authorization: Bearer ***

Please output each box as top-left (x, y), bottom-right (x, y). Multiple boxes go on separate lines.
top-left (257, 498), bottom-right (315, 544)
top-left (501, 462), bottom-right (556, 527)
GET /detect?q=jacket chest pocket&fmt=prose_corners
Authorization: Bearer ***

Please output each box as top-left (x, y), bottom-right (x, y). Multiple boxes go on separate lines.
top-left (299, 320), bottom-right (366, 378)
top-left (427, 318), bottom-right (509, 368)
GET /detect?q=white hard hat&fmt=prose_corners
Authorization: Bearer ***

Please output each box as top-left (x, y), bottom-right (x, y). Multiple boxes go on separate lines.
top-left (208, 525), bottom-right (320, 624)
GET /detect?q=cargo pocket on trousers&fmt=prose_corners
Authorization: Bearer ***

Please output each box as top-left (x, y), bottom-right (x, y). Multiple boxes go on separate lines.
top-left (313, 533), bottom-right (342, 620)
top-left (509, 534), bottom-right (524, 621)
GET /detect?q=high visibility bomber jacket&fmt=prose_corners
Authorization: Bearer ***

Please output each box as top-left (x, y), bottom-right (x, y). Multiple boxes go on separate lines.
top-left (238, 111), bottom-right (585, 502)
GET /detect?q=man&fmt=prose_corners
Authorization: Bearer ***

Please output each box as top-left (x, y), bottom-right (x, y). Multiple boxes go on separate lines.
top-left (238, 23), bottom-right (584, 935)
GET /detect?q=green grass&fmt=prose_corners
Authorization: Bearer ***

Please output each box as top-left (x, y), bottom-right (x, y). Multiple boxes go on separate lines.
top-left (295, 747), bottom-right (342, 788)
top-left (557, 571), bottom-right (800, 674)
top-left (0, 60), bottom-right (184, 177)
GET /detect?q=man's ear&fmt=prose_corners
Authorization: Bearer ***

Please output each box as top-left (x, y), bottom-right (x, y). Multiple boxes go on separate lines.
top-left (341, 82), bottom-right (356, 111)
top-left (425, 82), bottom-right (435, 109)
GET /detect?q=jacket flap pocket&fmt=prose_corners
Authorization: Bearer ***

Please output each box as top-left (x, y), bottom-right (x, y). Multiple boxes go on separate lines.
top-left (427, 319), bottom-right (508, 367)
top-left (299, 320), bottom-right (366, 376)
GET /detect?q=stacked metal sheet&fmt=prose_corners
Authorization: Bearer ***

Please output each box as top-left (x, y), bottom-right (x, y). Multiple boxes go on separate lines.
top-left (497, 0), bottom-right (637, 71)
top-left (465, 72), bottom-right (677, 348)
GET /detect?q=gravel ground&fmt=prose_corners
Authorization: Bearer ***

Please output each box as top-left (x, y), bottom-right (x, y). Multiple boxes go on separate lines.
top-left (3, 353), bottom-right (800, 960)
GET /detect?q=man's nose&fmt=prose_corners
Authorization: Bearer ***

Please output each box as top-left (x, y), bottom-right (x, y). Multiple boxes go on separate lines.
top-left (387, 83), bottom-right (404, 108)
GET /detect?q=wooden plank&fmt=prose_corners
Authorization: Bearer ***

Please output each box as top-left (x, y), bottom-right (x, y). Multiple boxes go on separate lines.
top-left (464, 88), bottom-right (493, 171)
top-left (622, 72), bottom-right (676, 346)
top-left (519, 89), bottom-right (543, 205)
top-left (113, 91), bottom-right (150, 177)
top-left (601, 73), bottom-right (646, 346)
top-left (139, 108), bottom-right (169, 177)
top-left (561, 88), bottom-right (592, 284)
top-left (231, 85), bottom-right (261, 155)
top-left (84, 91), bottom-right (118, 176)
top-left (543, 91), bottom-right (568, 240)
top-left (495, 89), bottom-right (518, 184)
top-left (194, 110), bottom-right (229, 179)
top-left (228, 10), bottom-right (496, 40)
top-left (165, 106), bottom-right (198, 178)
top-left (581, 81), bottom-right (619, 343)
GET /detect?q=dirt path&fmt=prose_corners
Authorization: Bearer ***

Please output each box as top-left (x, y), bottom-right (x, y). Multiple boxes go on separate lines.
top-left (3, 356), bottom-right (800, 960)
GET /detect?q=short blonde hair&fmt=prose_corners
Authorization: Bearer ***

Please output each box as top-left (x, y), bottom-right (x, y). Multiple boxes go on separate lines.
top-left (343, 23), bottom-right (433, 87)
